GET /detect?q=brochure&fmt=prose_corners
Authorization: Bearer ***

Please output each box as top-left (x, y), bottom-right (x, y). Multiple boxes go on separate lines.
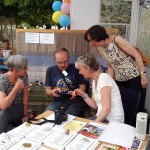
top-left (63, 120), bottom-right (87, 133)
top-left (8, 122), bottom-right (39, 138)
top-left (98, 143), bottom-right (116, 150)
top-left (65, 134), bottom-right (99, 150)
top-left (43, 128), bottom-right (77, 150)
top-left (25, 123), bottom-right (56, 142)
top-left (0, 133), bottom-right (21, 150)
top-left (120, 138), bottom-right (142, 150)
top-left (7, 137), bottom-right (42, 150)
top-left (78, 122), bottom-right (106, 139)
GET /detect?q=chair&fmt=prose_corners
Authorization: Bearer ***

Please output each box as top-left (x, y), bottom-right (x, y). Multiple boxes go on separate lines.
top-left (119, 86), bottom-right (140, 126)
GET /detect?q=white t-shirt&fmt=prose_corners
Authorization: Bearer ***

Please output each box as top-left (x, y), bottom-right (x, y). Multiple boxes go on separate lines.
top-left (92, 73), bottom-right (124, 123)
top-left (2, 50), bottom-right (11, 58)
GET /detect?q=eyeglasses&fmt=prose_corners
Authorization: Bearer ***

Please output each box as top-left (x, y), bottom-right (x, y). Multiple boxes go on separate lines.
top-left (56, 60), bottom-right (69, 65)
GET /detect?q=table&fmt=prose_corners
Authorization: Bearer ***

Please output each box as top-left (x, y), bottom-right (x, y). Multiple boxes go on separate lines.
top-left (36, 111), bottom-right (149, 150)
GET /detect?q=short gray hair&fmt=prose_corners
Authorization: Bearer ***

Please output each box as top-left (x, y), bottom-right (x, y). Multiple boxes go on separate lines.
top-left (7, 55), bottom-right (28, 70)
top-left (75, 54), bottom-right (100, 71)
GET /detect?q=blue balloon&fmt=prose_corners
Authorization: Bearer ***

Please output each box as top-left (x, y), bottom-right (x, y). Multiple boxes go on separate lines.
top-left (52, 1), bottom-right (62, 11)
top-left (59, 15), bottom-right (70, 27)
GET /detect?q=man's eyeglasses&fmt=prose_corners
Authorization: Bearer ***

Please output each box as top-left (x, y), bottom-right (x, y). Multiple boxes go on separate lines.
top-left (56, 60), bottom-right (68, 65)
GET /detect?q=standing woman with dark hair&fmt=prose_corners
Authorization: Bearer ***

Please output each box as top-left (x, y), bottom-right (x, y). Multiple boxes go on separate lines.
top-left (84, 25), bottom-right (148, 114)
top-left (0, 55), bottom-right (29, 133)
top-left (73, 54), bottom-right (124, 123)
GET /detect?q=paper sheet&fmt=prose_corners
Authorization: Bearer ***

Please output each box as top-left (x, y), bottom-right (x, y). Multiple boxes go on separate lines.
top-left (25, 123), bottom-right (55, 142)
top-left (8, 122), bottom-right (39, 138)
top-left (7, 138), bottom-right (42, 150)
top-left (99, 122), bottom-right (136, 148)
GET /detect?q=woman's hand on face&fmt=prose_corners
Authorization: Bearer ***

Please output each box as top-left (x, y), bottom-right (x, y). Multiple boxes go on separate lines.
top-left (15, 79), bottom-right (24, 90)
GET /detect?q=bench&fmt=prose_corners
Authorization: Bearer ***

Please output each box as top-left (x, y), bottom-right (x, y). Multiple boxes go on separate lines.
top-left (28, 85), bottom-right (53, 114)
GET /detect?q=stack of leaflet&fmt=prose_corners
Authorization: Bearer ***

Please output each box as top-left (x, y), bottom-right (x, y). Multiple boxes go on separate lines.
top-left (43, 120), bottom-right (87, 150)
top-left (65, 122), bottom-right (106, 150)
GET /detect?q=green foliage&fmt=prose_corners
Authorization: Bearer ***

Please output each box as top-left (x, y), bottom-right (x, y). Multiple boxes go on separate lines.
top-left (1, 0), bottom-right (59, 28)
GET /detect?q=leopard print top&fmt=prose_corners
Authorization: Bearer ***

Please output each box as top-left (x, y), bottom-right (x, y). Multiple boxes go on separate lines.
top-left (98, 42), bottom-right (140, 81)
top-left (0, 73), bottom-right (29, 103)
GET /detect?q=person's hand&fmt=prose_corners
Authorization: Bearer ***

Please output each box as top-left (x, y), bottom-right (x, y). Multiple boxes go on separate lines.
top-left (52, 87), bottom-right (61, 97)
top-left (22, 115), bottom-right (28, 122)
top-left (141, 74), bottom-right (148, 88)
top-left (68, 91), bottom-right (76, 99)
top-left (74, 89), bottom-right (86, 97)
top-left (15, 78), bottom-right (24, 90)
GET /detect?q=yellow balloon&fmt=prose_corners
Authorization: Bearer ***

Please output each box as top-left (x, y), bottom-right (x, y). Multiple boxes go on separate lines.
top-left (52, 11), bottom-right (64, 23)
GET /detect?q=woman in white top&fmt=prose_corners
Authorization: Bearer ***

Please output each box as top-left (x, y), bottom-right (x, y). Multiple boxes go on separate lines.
top-left (73, 54), bottom-right (124, 123)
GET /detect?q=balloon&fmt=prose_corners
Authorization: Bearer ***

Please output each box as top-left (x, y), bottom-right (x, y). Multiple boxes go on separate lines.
top-left (52, 1), bottom-right (62, 11)
top-left (52, 11), bottom-right (64, 23)
top-left (61, 3), bottom-right (70, 14)
top-left (59, 14), bottom-right (70, 27)
top-left (64, 0), bottom-right (70, 4)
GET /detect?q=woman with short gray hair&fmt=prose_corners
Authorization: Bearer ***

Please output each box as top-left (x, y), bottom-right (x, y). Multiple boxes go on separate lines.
top-left (0, 55), bottom-right (29, 133)
top-left (74, 54), bottom-right (124, 123)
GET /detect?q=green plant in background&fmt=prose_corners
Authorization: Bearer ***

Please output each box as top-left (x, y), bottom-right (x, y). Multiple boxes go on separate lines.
top-left (0, 0), bottom-right (61, 28)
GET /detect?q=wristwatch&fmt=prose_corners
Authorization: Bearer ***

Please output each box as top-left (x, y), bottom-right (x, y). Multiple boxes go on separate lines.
top-left (140, 71), bottom-right (147, 75)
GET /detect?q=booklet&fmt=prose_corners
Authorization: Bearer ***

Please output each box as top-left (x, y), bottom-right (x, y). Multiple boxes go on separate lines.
top-left (0, 133), bottom-right (21, 150)
top-left (25, 123), bottom-right (56, 142)
top-left (8, 122), bottom-right (39, 138)
top-left (78, 122), bottom-right (106, 139)
top-left (63, 120), bottom-right (87, 133)
top-left (7, 137), bottom-right (42, 150)
top-left (43, 128), bottom-right (77, 150)
top-left (65, 134), bottom-right (99, 150)
top-left (120, 138), bottom-right (142, 150)
top-left (98, 143), bottom-right (116, 150)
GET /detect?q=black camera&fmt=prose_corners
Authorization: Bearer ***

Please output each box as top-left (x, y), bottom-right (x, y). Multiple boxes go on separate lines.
top-left (54, 107), bottom-right (68, 125)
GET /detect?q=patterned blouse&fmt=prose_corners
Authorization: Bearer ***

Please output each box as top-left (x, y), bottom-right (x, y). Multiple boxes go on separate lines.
top-left (98, 41), bottom-right (140, 81)
top-left (0, 73), bottom-right (29, 103)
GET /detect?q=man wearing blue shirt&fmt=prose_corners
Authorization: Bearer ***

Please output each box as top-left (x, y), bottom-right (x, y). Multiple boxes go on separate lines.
top-left (45, 48), bottom-right (86, 116)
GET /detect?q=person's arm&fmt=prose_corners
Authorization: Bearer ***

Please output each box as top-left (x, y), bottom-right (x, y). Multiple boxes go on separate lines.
top-left (95, 86), bottom-right (111, 122)
top-left (79, 83), bottom-right (86, 92)
top-left (45, 67), bottom-right (61, 97)
top-left (0, 79), bottom-right (24, 110)
top-left (22, 86), bottom-right (29, 122)
top-left (73, 89), bottom-right (97, 109)
top-left (22, 86), bottom-right (28, 116)
top-left (45, 86), bottom-right (61, 98)
top-left (114, 36), bottom-right (148, 88)
top-left (107, 63), bottom-right (115, 79)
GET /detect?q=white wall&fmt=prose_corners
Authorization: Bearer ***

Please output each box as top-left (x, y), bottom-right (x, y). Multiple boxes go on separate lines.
top-left (70, 0), bottom-right (139, 46)
top-left (70, 0), bottom-right (100, 30)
